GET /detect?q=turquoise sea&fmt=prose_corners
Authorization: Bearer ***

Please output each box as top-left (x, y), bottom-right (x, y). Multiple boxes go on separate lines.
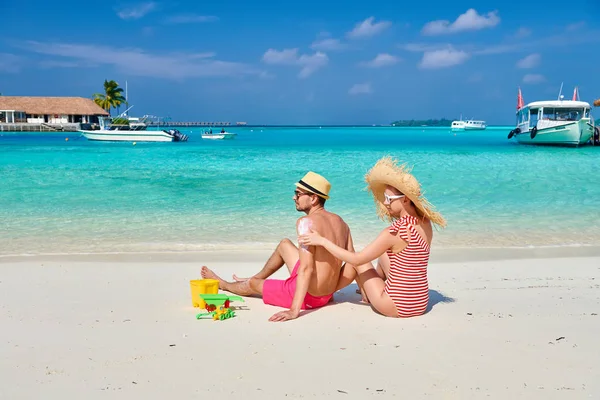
top-left (1, 126), bottom-right (599, 257)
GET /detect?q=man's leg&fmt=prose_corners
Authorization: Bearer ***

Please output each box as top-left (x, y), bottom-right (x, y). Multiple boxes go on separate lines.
top-left (200, 239), bottom-right (299, 297)
top-left (232, 239), bottom-right (299, 281)
top-left (201, 267), bottom-right (266, 296)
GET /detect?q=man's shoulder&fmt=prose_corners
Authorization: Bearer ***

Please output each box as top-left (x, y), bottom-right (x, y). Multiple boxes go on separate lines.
top-left (326, 211), bottom-right (349, 226)
top-left (298, 210), bottom-right (349, 228)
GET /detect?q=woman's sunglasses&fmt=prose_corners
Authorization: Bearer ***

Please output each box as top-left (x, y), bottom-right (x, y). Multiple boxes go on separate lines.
top-left (384, 193), bottom-right (405, 204)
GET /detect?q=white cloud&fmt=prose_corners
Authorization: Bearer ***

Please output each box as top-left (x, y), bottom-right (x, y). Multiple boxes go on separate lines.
top-left (347, 17), bottom-right (391, 39)
top-left (310, 38), bottom-right (346, 51)
top-left (0, 53), bottom-right (21, 73)
top-left (361, 53), bottom-right (400, 68)
top-left (406, 29), bottom-right (597, 57)
top-left (522, 74), bottom-right (545, 84)
top-left (516, 53), bottom-right (540, 69)
top-left (419, 47), bottom-right (469, 69)
top-left (20, 41), bottom-right (261, 80)
top-left (164, 14), bottom-right (219, 24)
top-left (399, 43), bottom-right (449, 53)
top-left (116, 2), bottom-right (157, 20)
top-left (262, 48), bottom-right (328, 78)
top-left (262, 48), bottom-right (299, 65)
top-left (348, 83), bottom-right (372, 95)
top-left (421, 9), bottom-right (500, 35)
top-left (298, 53), bottom-right (328, 78)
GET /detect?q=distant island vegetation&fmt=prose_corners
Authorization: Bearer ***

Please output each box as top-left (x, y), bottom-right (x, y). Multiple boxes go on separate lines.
top-left (391, 118), bottom-right (453, 127)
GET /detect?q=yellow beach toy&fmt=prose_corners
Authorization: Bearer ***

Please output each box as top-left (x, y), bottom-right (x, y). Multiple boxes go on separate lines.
top-left (195, 294), bottom-right (245, 321)
top-left (189, 279), bottom-right (219, 308)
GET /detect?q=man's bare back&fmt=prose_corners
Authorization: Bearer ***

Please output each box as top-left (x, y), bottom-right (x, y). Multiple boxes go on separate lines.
top-left (299, 209), bottom-right (351, 297)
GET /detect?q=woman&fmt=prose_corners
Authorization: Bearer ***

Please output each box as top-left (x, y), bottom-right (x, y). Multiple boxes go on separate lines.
top-left (298, 156), bottom-right (446, 318)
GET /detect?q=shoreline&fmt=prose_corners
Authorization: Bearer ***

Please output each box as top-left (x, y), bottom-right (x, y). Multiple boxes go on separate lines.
top-left (2, 244), bottom-right (600, 264)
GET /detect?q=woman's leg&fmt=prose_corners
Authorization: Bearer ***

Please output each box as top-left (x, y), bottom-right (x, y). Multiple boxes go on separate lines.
top-left (356, 254), bottom-right (390, 301)
top-left (353, 262), bottom-right (398, 318)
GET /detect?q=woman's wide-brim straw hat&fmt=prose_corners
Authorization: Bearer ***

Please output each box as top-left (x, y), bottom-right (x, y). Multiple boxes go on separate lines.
top-left (365, 156), bottom-right (446, 228)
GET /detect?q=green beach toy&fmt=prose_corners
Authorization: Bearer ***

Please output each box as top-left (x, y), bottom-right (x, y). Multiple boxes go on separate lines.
top-left (200, 294), bottom-right (244, 308)
top-left (195, 294), bottom-right (245, 320)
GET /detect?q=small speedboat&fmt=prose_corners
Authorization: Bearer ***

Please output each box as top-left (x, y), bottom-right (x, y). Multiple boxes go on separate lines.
top-left (201, 131), bottom-right (237, 140)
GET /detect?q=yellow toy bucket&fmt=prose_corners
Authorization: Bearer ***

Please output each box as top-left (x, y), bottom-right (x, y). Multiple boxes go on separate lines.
top-left (190, 279), bottom-right (219, 308)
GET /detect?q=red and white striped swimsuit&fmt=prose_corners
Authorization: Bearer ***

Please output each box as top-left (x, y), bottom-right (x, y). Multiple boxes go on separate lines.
top-left (384, 215), bottom-right (431, 317)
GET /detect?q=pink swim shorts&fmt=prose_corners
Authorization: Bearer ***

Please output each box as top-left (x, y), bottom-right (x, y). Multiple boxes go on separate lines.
top-left (263, 261), bottom-right (333, 310)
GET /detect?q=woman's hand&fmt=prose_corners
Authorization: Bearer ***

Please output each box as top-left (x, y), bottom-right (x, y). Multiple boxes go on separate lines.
top-left (298, 229), bottom-right (324, 247)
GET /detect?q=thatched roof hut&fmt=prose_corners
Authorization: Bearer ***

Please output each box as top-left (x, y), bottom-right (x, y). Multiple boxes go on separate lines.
top-left (594, 98), bottom-right (600, 107)
top-left (0, 96), bottom-right (109, 116)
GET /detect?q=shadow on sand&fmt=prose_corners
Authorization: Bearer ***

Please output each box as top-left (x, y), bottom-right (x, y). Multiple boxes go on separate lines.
top-left (333, 284), bottom-right (455, 314)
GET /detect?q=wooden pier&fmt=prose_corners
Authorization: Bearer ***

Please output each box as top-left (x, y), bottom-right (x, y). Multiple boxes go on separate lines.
top-left (0, 123), bottom-right (81, 132)
top-left (147, 121), bottom-right (233, 127)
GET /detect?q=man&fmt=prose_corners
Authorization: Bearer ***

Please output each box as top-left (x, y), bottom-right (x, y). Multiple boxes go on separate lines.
top-left (201, 171), bottom-right (354, 322)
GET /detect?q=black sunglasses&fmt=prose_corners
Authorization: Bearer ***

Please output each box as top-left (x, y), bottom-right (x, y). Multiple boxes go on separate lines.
top-left (294, 190), bottom-right (313, 198)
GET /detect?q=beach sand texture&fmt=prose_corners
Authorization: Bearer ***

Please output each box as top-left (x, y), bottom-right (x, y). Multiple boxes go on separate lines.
top-left (1, 251), bottom-right (599, 399)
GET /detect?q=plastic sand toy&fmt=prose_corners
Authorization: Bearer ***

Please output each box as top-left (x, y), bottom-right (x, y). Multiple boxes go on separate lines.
top-left (195, 294), bottom-right (245, 321)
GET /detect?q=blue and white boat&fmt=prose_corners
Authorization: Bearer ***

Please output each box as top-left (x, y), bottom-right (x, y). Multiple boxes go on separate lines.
top-left (79, 117), bottom-right (188, 142)
top-left (508, 87), bottom-right (596, 147)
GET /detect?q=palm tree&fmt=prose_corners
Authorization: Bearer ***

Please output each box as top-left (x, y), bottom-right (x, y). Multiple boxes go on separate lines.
top-left (93, 80), bottom-right (126, 115)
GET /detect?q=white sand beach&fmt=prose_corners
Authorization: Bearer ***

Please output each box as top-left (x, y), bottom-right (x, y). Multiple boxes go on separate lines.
top-left (1, 249), bottom-right (599, 399)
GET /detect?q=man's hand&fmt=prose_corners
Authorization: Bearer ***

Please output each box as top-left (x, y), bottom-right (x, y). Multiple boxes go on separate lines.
top-left (268, 309), bottom-right (300, 322)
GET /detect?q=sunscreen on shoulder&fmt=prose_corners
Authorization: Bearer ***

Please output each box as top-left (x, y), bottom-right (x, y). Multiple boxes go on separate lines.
top-left (297, 218), bottom-right (312, 252)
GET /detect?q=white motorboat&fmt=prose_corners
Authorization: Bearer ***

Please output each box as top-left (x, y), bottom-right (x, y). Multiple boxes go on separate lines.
top-left (451, 120), bottom-right (465, 131)
top-left (508, 87), bottom-right (596, 147)
top-left (464, 120), bottom-right (487, 130)
top-left (201, 130), bottom-right (237, 140)
top-left (79, 117), bottom-right (188, 142)
top-left (452, 116), bottom-right (486, 131)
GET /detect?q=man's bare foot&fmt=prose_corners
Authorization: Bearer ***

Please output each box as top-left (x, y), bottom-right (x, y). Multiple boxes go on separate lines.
top-left (232, 274), bottom-right (250, 282)
top-left (201, 266), bottom-right (224, 284)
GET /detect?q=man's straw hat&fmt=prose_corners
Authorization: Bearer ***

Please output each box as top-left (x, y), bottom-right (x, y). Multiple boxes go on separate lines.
top-left (365, 156), bottom-right (446, 228)
top-left (296, 171), bottom-right (331, 199)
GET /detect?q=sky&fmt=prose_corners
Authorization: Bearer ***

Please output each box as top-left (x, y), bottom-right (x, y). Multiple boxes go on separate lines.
top-left (1, 0), bottom-right (599, 125)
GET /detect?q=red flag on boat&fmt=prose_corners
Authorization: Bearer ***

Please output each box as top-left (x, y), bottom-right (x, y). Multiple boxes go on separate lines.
top-left (572, 87), bottom-right (579, 101)
top-left (517, 87), bottom-right (525, 110)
